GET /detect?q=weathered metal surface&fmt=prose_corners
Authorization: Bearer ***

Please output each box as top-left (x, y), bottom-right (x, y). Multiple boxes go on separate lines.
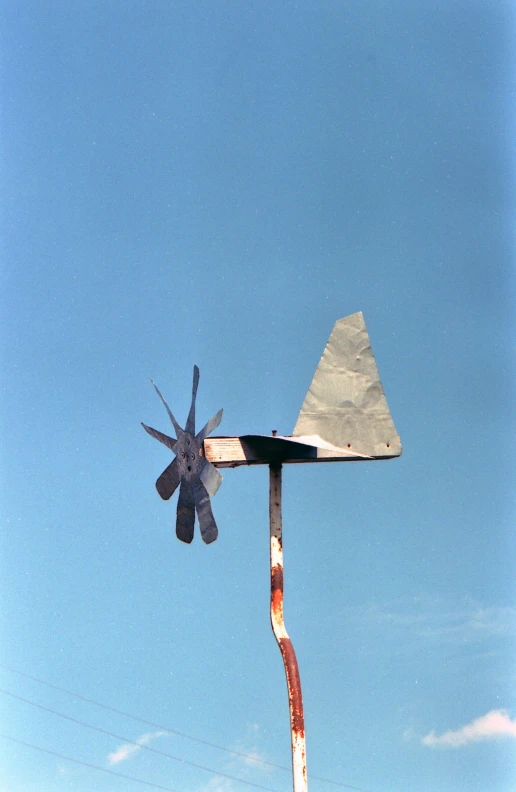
top-left (141, 423), bottom-right (177, 452)
top-left (293, 312), bottom-right (402, 458)
top-left (155, 458), bottom-right (181, 501)
top-left (269, 465), bottom-right (307, 792)
top-left (142, 366), bottom-right (223, 543)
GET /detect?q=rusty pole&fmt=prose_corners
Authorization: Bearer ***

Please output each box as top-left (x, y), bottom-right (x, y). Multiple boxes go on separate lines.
top-left (269, 463), bottom-right (307, 792)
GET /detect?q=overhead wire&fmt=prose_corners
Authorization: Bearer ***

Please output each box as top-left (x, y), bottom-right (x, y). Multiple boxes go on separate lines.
top-left (0, 688), bottom-right (278, 792)
top-left (0, 733), bottom-right (183, 792)
top-left (0, 687), bottom-right (282, 792)
top-left (0, 663), bottom-right (376, 792)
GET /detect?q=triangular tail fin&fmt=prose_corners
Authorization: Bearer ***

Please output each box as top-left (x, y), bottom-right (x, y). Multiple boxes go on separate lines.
top-left (292, 312), bottom-right (401, 458)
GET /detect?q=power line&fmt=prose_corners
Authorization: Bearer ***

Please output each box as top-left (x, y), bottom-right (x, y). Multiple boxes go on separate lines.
top-left (0, 662), bottom-right (271, 767)
top-left (0, 663), bottom-right (375, 792)
top-left (0, 688), bottom-right (281, 792)
top-left (0, 733), bottom-right (183, 792)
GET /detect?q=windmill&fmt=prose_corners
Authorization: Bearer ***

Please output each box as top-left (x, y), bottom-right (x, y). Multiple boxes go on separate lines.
top-left (143, 312), bottom-right (402, 792)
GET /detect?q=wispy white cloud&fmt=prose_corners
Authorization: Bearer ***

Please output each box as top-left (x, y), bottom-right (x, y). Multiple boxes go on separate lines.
top-left (197, 777), bottom-right (235, 792)
top-left (241, 750), bottom-right (267, 769)
top-left (422, 710), bottom-right (516, 748)
top-left (107, 730), bottom-right (166, 765)
top-left (345, 597), bottom-right (516, 647)
top-left (230, 723), bottom-right (271, 773)
top-left (196, 724), bottom-right (271, 792)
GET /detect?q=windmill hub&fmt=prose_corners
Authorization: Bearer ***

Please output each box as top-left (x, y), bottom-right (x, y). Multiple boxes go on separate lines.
top-left (175, 433), bottom-right (201, 476)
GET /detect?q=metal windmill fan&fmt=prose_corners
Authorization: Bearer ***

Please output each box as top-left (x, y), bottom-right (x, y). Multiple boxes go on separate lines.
top-left (141, 365), bottom-right (223, 544)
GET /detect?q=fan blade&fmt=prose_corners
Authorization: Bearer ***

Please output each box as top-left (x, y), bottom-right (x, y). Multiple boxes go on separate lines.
top-left (185, 365), bottom-right (199, 435)
top-left (195, 408), bottom-right (223, 445)
top-left (198, 458), bottom-right (223, 497)
top-left (151, 380), bottom-right (183, 437)
top-left (142, 423), bottom-right (177, 452)
top-left (176, 478), bottom-right (195, 543)
top-left (193, 479), bottom-right (218, 545)
top-left (156, 458), bottom-right (181, 500)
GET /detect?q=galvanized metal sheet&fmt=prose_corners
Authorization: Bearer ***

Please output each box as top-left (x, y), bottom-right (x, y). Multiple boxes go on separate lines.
top-left (240, 434), bottom-right (373, 460)
top-left (196, 408), bottom-right (223, 444)
top-left (151, 380), bottom-right (182, 437)
top-left (156, 458), bottom-right (181, 500)
top-left (176, 478), bottom-right (195, 543)
top-left (293, 312), bottom-right (401, 458)
top-left (193, 478), bottom-right (218, 544)
top-left (185, 365), bottom-right (200, 435)
top-left (141, 423), bottom-right (177, 452)
top-left (198, 457), bottom-right (223, 496)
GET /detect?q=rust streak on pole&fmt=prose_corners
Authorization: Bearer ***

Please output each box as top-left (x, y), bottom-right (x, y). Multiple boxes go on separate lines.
top-left (269, 463), bottom-right (307, 792)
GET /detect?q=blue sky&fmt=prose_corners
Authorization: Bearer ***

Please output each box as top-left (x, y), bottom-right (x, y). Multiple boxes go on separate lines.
top-left (1, 1), bottom-right (515, 791)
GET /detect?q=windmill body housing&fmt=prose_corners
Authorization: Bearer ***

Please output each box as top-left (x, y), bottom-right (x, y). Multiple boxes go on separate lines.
top-left (143, 313), bottom-right (401, 542)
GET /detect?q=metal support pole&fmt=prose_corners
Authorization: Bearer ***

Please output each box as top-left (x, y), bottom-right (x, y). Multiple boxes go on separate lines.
top-left (269, 464), bottom-right (307, 792)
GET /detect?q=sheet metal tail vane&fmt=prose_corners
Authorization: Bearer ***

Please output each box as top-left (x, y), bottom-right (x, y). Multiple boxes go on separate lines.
top-left (142, 366), bottom-right (223, 544)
